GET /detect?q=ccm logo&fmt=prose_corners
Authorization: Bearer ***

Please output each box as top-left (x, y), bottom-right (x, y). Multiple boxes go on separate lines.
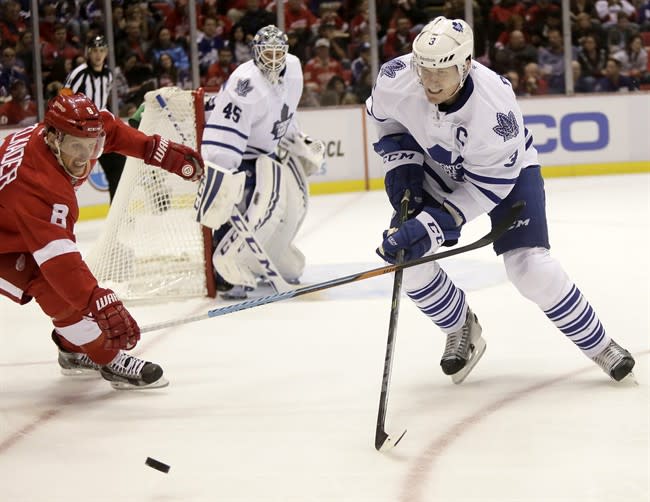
top-left (509, 218), bottom-right (530, 230)
top-left (524, 112), bottom-right (609, 153)
top-left (383, 152), bottom-right (415, 163)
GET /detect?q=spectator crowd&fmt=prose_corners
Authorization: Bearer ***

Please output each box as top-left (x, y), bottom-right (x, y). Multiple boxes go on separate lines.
top-left (1, 0), bottom-right (650, 126)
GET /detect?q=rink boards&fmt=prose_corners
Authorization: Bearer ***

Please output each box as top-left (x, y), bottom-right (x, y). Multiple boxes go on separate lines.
top-left (0, 92), bottom-right (648, 220)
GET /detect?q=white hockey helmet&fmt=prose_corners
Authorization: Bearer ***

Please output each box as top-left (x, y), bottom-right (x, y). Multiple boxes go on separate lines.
top-left (252, 25), bottom-right (289, 84)
top-left (412, 17), bottom-right (474, 87)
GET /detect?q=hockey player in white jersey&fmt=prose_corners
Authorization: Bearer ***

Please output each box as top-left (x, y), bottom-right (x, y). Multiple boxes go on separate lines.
top-left (368, 17), bottom-right (635, 383)
top-left (196, 25), bottom-right (325, 299)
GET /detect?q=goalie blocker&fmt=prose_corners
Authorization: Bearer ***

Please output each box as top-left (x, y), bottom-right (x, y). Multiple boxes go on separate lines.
top-left (195, 133), bottom-right (324, 295)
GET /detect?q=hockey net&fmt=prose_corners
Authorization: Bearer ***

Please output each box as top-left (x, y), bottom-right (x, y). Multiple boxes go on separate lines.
top-left (86, 87), bottom-right (216, 302)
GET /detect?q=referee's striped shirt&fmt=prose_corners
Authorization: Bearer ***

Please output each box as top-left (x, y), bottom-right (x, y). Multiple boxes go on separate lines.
top-left (64, 64), bottom-right (112, 110)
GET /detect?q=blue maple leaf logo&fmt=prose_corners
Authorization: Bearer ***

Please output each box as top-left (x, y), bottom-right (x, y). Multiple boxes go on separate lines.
top-left (493, 111), bottom-right (519, 141)
top-left (272, 103), bottom-right (293, 140)
top-left (235, 78), bottom-right (253, 97)
top-left (380, 60), bottom-right (407, 78)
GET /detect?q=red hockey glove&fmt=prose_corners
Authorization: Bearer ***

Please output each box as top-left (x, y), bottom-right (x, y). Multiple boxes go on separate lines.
top-left (88, 287), bottom-right (140, 350)
top-left (144, 134), bottom-right (204, 181)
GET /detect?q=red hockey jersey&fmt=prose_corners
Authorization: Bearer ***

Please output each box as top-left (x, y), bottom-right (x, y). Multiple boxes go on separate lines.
top-left (0, 112), bottom-right (151, 313)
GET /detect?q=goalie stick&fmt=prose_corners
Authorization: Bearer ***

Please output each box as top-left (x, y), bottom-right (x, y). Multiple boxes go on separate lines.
top-left (375, 191), bottom-right (410, 452)
top-left (141, 201), bottom-right (525, 333)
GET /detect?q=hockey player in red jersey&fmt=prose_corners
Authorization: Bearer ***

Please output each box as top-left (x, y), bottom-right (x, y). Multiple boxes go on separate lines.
top-left (0, 93), bottom-right (204, 389)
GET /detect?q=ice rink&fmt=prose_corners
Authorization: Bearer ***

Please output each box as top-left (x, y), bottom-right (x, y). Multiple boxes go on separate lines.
top-left (1, 174), bottom-right (648, 502)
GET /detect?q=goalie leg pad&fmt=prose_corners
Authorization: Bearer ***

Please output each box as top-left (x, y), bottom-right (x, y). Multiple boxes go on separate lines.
top-left (212, 229), bottom-right (257, 289)
top-left (264, 155), bottom-right (309, 280)
top-left (213, 155), bottom-right (309, 284)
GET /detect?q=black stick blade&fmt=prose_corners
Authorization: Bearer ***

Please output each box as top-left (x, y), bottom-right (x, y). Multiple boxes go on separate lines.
top-left (376, 429), bottom-right (407, 451)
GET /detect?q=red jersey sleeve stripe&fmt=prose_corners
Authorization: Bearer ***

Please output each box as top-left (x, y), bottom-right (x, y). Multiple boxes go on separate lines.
top-left (0, 277), bottom-right (24, 301)
top-left (32, 238), bottom-right (79, 266)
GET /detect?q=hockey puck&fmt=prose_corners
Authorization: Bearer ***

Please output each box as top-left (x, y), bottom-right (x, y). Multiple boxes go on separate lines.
top-left (145, 457), bottom-right (170, 473)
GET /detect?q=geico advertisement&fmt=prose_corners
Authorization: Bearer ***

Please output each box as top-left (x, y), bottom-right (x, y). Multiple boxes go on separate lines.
top-left (519, 93), bottom-right (650, 165)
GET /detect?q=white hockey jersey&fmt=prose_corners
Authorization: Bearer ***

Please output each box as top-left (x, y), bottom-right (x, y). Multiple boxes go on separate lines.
top-left (366, 55), bottom-right (539, 224)
top-left (202, 54), bottom-right (303, 171)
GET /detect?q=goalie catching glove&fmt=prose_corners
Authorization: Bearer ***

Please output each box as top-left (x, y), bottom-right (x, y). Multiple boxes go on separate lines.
top-left (145, 134), bottom-right (204, 181)
top-left (88, 287), bottom-right (140, 350)
top-left (278, 132), bottom-right (325, 176)
top-left (377, 207), bottom-right (461, 264)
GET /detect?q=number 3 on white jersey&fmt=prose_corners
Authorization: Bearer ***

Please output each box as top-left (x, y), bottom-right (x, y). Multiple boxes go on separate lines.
top-left (51, 203), bottom-right (69, 229)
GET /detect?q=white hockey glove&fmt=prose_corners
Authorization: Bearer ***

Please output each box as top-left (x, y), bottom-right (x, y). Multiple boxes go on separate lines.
top-left (194, 161), bottom-right (246, 229)
top-left (278, 132), bottom-right (325, 176)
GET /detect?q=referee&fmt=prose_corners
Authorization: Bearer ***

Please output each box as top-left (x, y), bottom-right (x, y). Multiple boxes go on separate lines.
top-left (64, 35), bottom-right (126, 202)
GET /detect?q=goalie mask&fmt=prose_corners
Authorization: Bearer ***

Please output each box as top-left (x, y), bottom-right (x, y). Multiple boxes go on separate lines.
top-left (411, 17), bottom-right (473, 103)
top-left (252, 25), bottom-right (289, 85)
top-left (44, 93), bottom-right (105, 180)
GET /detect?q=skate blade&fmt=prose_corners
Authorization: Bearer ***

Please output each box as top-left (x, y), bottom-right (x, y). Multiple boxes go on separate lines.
top-left (60, 368), bottom-right (101, 377)
top-left (110, 376), bottom-right (170, 390)
top-left (451, 337), bottom-right (487, 385)
top-left (221, 291), bottom-right (248, 300)
top-left (617, 371), bottom-right (638, 386)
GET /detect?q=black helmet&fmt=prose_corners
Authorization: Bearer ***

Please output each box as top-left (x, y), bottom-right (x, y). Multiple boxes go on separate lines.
top-left (87, 35), bottom-right (108, 49)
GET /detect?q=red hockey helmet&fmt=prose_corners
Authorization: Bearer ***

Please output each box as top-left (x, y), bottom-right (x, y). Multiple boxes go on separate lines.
top-left (44, 93), bottom-right (104, 138)
top-left (44, 93), bottom-right (106, 178)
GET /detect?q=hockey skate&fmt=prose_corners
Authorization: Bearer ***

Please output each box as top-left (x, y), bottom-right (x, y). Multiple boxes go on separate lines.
top-left (216, 272), bottom-right (250, 300)
top-left (440, 308), bottom-right (486, 384)
top-left (591, 340), bottom-right (635, 382)
top-left (52, 331), bottom-right (101, 376)
top-left (220, 284), bottom-right (250, 300)
top-left (100, 352), bottom-right (169, 390)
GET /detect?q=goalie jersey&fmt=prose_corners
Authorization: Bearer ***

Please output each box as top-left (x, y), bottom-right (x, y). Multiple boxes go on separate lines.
top-left (366, 55), bottom-right (539, 224)
top-left (202, 53), bottom-right (303, 171)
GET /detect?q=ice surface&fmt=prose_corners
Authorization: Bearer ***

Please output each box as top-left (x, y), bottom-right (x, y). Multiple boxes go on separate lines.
top-left (1, 175), bottom-right (648, 502)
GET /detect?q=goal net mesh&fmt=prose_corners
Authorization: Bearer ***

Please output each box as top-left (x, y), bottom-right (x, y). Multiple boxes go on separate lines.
top-left (86, 87), bottom-right (214, 302)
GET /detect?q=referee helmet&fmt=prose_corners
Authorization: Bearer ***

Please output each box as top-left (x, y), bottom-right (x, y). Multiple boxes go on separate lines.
top-left (87, 35), bottom-right (108, 49)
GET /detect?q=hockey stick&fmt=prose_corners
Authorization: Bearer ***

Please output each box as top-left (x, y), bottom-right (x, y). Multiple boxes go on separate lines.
top-left (141, 201), bottom-right (525, 333)
top-left (155, 93), bottom-right (189, 144)
top-left (154, 92), bottom-right (203, 174)
top-left (375, 191), bottom-right (410, 451)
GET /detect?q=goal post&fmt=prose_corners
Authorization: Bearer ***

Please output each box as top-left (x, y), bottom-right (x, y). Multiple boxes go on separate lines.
top-left (86, 87), bottom-right (216, 301)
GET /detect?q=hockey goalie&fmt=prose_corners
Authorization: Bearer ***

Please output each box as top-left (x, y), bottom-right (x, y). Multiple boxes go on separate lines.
top-left (195, 24), bottom-right (325, 299)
